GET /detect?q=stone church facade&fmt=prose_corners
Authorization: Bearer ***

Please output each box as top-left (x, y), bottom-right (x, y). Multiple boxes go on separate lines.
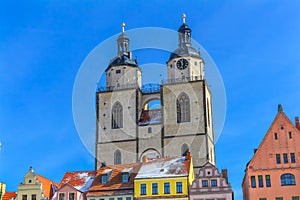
top-left (95, 16), bottom-right (215, 171)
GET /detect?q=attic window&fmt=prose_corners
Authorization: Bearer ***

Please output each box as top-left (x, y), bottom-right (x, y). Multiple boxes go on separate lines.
top-left (274, 133), bottom-right (278, 140)
top-left (101, 174), bottom-right (108, 184)
top-left (289, 132), bottom-right (292, 139)
top-left (116, 69), bottom-right (121, 74)
top-left (29, 180), bottom-right (32, 183)
top-left (281, 126), bottom-right (284, 130)
top-left (122, 172), bottom-right (129, 183)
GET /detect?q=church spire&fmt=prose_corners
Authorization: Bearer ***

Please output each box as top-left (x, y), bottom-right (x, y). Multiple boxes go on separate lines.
top-left (178, 13), bottom-right (191, 47)
top-left (117, 22), bottom-right (130, 57)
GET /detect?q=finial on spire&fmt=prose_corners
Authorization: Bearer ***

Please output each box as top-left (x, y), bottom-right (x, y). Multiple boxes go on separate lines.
top-left (278, 104), bottom-right (283, 113)
top-left (182, 13), bottom-right (186, 24)
top-left (121, 22), bottom-right (125, 33)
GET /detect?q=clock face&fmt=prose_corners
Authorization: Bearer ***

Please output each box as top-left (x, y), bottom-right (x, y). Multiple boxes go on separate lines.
top-left (176, 58), bottom-right (188, 70)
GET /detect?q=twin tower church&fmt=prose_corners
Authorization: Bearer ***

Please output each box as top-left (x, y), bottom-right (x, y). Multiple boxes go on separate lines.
top-left (95, 15), bottom-right (215, 171)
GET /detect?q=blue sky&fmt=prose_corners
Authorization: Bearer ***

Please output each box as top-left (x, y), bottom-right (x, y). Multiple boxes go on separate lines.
top-left (1, 1), bottom-right (300, 199)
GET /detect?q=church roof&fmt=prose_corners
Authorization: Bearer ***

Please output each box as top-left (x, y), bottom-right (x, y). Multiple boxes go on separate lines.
top-left (169, 46), bottom-right (201, 60)
top-left (106, 55), bottom-right (138, 71)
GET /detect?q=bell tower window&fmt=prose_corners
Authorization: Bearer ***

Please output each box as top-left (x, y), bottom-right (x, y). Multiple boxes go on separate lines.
top-left (177, 93), bottom-right (190, 123)
top-left (112, 102), bottom-right (123, 129)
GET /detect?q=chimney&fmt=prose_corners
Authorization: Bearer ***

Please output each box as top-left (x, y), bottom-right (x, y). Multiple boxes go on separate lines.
top-left (142, 156), bottom-right (148, 163)
top-left (222, 169), bottom-right (228, 184)
top-left (296, 117), bottom-right (300, 131)
top-left (254, 149), bottom-right (257, 154)
top-left (186, 152), bottom-right (191, 160)
top-left (278, 104), bottom-right (283, 113)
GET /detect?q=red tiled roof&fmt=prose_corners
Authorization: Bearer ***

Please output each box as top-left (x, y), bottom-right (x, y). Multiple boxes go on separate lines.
top-left (59, 170), bottom-right (96, 192)
top-left (36, 174), bottom-right (58, 199)
top-left (2, 192), bottom-right (17, 200)
top-left (87, 163), bottom-right (141, 196)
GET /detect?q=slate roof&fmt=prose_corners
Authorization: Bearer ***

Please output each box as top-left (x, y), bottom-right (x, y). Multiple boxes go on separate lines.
top-left (58, 170), bottom-right (96, 192)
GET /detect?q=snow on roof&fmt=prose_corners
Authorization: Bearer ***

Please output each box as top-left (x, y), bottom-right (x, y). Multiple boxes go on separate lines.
top-left (136, 156), bottom-right (189, 179)
top-left (102, 169), bottom-right (113, 174)
top-left (59, 171), bottom-right (95, 192)
top-left (122, 167), bottom-right (133, 173)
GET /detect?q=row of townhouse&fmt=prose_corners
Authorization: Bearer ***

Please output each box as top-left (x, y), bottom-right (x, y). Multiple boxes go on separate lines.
top-left (2, 153), bottom-right (233, 200)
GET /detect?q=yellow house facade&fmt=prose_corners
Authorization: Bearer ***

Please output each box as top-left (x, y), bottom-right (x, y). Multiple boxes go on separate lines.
top-left (134, 153), bottom-right (194, 199)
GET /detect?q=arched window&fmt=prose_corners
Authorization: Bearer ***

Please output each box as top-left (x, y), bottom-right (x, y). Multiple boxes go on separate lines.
top-left (112, 102), bottom-right (123, 129)
top-left (177, 93), bottom-right (190, 123)
top-left (281, 173), bottom-right (296, 186)
top-left (181, 143), bottom-right (189, 156)
top-left (114, 150), bottom-right (122, 165)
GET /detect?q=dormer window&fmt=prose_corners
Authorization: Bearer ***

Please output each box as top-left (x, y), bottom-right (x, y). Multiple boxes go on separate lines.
top-left (101, 169), bottom-right (113, 184)
top-left (121, 167), bottom-right (133, 183)
top-left (101, 174), bottom-right (108, 184)
top-left (122, 173), bottom-right (129, 183)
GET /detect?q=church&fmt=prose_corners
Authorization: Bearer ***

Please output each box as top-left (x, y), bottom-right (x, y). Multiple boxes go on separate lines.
top-left (95, 15), bottom-right (215, 172)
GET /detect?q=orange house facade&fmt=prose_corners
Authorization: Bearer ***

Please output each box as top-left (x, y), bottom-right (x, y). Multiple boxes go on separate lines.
top-left (242, 105), bottom-right (300, 200)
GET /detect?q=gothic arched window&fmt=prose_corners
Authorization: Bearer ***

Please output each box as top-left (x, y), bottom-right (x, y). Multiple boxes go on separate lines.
top-left (281, 173), bottom-right (296, 186)
top-left (112, 102), bottom-right (123, 129)
top-left (177, 93), bottom-right (190, 123)
top-left (114, 150), bottom-right (122, 165)
top-left (181, 143), bottom-right (189, 156)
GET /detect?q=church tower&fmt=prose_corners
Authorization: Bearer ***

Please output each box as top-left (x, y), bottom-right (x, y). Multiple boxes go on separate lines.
top-left (95, 16), bottom-right (215, 171)
top-left (95, 23), bottom-right (142, 169)
top-left (162, 14), bottom-right (215, 170)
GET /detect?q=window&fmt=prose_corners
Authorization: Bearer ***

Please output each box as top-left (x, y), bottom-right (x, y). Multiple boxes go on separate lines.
top-left (289, 131), bottom-right (292, 139)
top-left (202, 180), bottom-right (208, 187)
top-left (109, 198), bottom-right (114, 200)
top-left (59, 193), bottom-right (65, 200)
top-left (148, 127), bottom-right (152, 133)
top-left (117, 198), bottom-right (122, 200)
top-left (292, 197), bottom-right (299, 200)
top-left (275, 198), bottom-right (283, 200)
top-left (276, 154), bottom-right (281, 164)
top-left (176, 182), bottom-right (182, 193)
top-left (211, 179), bottom-right (217, 187)
top-left (122, 172), bottom-right (129, 183)
top-left (125, 198), bottom-right (131, 200)
top-left (258, 175), bottom-right (263, 187)
top-left (251, 176), bottom-right (256, 188)
top-left (152, 183), bottom-right (158, 195)
top-left (291, 153), bottom-right (296, 163)
top-left (164, 182), bottom-right (170, 194)
top-left (22, 195), bottom-right (27, 200)
top-left (101, 174), bottom-right (108, 184)
top-left (274, 132), bottom-right (278, 140)
top-left (181, 143), bottom-right (189, 156)
top-left (68, 193), bottom-right (74, 200)
top-left (259, 198), bottom-right (266, 200)
top-left (112, 102), bottom-right (123, 129)
top-left (116, 69), bottom-right (121, 74)
top-left (114, 150), bottom-right (122, 165)
top-left (140, 184), bottom-right (146, 195)
top-left (207, 99), bottom-right (211, 127)
top-left (265, 175), bottom-right (271, 187)
top-left (283, 153), bottom-right (288, 163)
top-left (31, 195), bottom-right (36, 200)
top-left (281, 173), bottom-right (296, 186)
top-left (29, 180), bottom-right (32, 183)
top-left (177, 93), bottom-right (190, 123)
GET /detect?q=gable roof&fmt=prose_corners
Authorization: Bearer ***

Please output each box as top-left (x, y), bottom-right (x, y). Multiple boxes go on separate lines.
top-left (36, 174), bottom-right (59, 199)
top-left (135, 156), bottom-right (191, 179)
top-left (87, 163), bottom-right (141, 196)
top-left (2, 192), bottom-right (17, 200)
top-left (58, 170), bottom-right (96, 192)
top-left (246, 108), bottom-right (300, 171)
